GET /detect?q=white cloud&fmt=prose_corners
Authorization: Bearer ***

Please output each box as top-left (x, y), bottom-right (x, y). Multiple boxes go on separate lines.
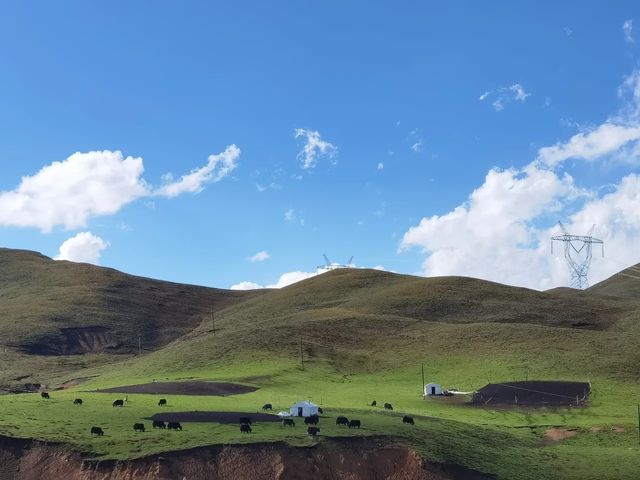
top-left (400, 165), bottom-right (579, 289)
top-left (0, 146), bottom-right (240, 232)
top-left (510, 84), bottom-right (530, 102)
top-left (0, 151), bottom-right (147, 232)
top-left (536, 123), bottom-right (640, 167)
top-left (294, 128), bottom-right (338, 169)
top-left (403, 69), bottom-right (640, 290)
top-left (230, 281), bottom-right (263, 290)
top-left (480, 84), bottom-right (531, 111)
top-left (249, 250), bottom-right (270, 262)
top-left (284, 208), bottom-right (295, 222)
top-left (564, 26), bottom-right (573, 37)
top-left (623, 19), bottom-right (634, 43)
top-left (377, 162), bottom-right (384, 170)
top-left (154, 145), bottom-right (240, 197)
top-left (55, 232), bottom-right (109, 265)
top-left (231, 270), bottom-right (318, 290)
top-left (411, 140), bottom-right (423, 152)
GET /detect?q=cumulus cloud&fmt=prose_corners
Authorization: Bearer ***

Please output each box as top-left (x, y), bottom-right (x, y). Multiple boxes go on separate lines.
top-left (230, 281), bottom-right (263, 290)
top-left (0, 151), bottom-right (147, 232)
top-left (480, 84), bottom-right (531, 111)
top-left (0, 146), bottom-right (239, 232)
top-left (623, 19), bottom-right (634, 43)
top-left (294, 128), bottom-right (337, 169)
top-left (403, 69), bottom-right (640, 290)
top-left (55, 232), bottom-right (109, 265)
top-left (377, 162), bottom-right (384, 170)
top-left (249, 250), bottom-right (270, 262)
top-left (230, 270), bottom-right (318, 290)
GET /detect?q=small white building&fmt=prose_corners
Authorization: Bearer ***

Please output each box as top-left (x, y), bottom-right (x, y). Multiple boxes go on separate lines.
top-left (290, 400), bottom-right (319, 417)
top-left (424, 383), bottom-right (443, 396)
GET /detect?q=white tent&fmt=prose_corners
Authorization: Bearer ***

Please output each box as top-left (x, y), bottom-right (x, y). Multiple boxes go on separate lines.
top-left (290, 400), bottom-right (319, 417)
top-left (424, 383), bottom-right (442, 396)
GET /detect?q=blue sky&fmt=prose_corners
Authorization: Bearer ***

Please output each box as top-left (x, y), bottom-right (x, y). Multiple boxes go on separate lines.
top-left (1, 1), bottom-right (640, 290)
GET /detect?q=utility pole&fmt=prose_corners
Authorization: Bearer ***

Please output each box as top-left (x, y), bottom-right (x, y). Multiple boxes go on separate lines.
top-left (421, 363), bottom-right (425, 398)
top-left (137, 334), bottom-right (142, 356)
top-left (299, 336), bottom-right (304, 371)
top-left (210, 308), bottom-right (215, 336)
top-left (637, 404), bottom-right (640, 446)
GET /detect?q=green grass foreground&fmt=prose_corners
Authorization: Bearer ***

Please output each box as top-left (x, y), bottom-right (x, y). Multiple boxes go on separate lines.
top-left (0, 358), bottom-right (638, 480)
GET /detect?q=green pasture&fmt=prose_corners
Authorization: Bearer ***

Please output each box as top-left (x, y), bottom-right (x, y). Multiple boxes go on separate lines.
top-left (0, 355), bottom-right (638, 480)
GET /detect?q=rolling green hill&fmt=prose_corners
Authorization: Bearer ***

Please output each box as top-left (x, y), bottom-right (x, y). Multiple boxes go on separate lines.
top-left (0, 248), bottom-right (262, 388)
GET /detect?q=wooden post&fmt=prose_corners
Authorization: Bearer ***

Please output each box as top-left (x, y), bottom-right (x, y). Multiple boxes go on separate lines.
top-left (210, 308), bottom-right (215, 336)
top-left (138, 334), bottom-right (142, 356)
top-left (300, 336), bottom-right (304, 371)
top-left (637, 404), bottom-right (640, 446)
top-left (421, 364), bottom-right (425, 398)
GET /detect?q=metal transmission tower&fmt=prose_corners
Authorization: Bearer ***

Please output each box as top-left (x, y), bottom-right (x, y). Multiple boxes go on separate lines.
top-left (316, 254), bottom-right (355, 273)
top-left (551, 222), bottom-right (604, 289)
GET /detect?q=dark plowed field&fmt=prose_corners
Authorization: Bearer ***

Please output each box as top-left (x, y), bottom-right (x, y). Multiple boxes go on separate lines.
top-left (472, 381), bottom-right (590, 406)
top-left (96, 381), bottom-right (257, 396)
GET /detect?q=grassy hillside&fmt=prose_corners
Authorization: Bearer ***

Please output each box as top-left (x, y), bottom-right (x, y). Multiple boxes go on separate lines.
top-left (589, 263), bottom-right (640, 298)
top-left (1, 252), bottom-right (640, 479)
top-left (0, 248), bottom-right (261, 388)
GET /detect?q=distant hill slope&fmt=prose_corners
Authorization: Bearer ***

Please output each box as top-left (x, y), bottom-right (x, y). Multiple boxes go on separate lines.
top-left (136, 266), bottom-right (640, 381)
top-left (211, 267), bottom-right (631, 331)
top-left (589, 263), bottom-right (640, 298)
top-left (0, 248), bottom-right (261, 356)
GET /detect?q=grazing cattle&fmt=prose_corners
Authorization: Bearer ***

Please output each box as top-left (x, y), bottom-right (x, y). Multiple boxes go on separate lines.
top-left (167, 422), bottom-right (182, 431)
top-left (158, 399), bottom-right (167, 407)
top-left (239, 417), bottom-right (252, 425)
top-left (240, 424), bottom-right (252, 434)
top-left (307, 426), bottom-right (320, 436)
top-left (73, 398), bottom-right (82, 405)
top-left (335, 416), bottom-right (349, 426)
top-left (113, 399), bottom-right (124, 407)
top-left (403, 416), bottom-right (415, 425)
top-left (371, 400), bottom-right (377, 407)
top-left (384, 403), bottom-right (393, 410)
top-left (262, 403), bottom-right (273, 411)
top-left (90, 426), bottom-right (104, 436)
top-left (152, 420), bottom-right (166, 429)
top-left (41, 392), bottom-right (50, 399)
top-left (282, 418), bottom-right (295, 427)
top-left (304, 415), bottom-right (319, 425)
top-left (133, 423), bottom-right (145, 432)
top-left (318, 407), bottom-right (324, 414)
top-left (348, 419), bottom-right (361, 429)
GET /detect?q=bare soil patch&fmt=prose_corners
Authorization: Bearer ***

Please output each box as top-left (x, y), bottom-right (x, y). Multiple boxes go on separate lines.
top-left (611, 426), bottom-right (625, 433)
top-left (472, 381), bottom-right (590, 407)
top-left (96, 381), bottom-right (257, 396)
top-left (149, 411), bottom-right (281, 424)
top-left (544, 428), bottom-right (579, 442)
top-left (56, 376), bottom-right (95, 390)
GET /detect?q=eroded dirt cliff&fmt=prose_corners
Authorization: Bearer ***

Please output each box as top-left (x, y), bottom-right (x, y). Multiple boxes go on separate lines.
top-left (0, 436), bottom-right (493, 480)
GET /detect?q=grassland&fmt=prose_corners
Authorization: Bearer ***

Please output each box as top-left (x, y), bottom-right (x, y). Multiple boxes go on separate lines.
top-left (1, 249), bottom-right (639, 479)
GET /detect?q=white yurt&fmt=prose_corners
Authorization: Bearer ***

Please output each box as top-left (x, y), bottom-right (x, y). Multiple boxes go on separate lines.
top-left (424, 383), bottom-right (443, 396)
top-left (289, 400), bottom-right (319, 417)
